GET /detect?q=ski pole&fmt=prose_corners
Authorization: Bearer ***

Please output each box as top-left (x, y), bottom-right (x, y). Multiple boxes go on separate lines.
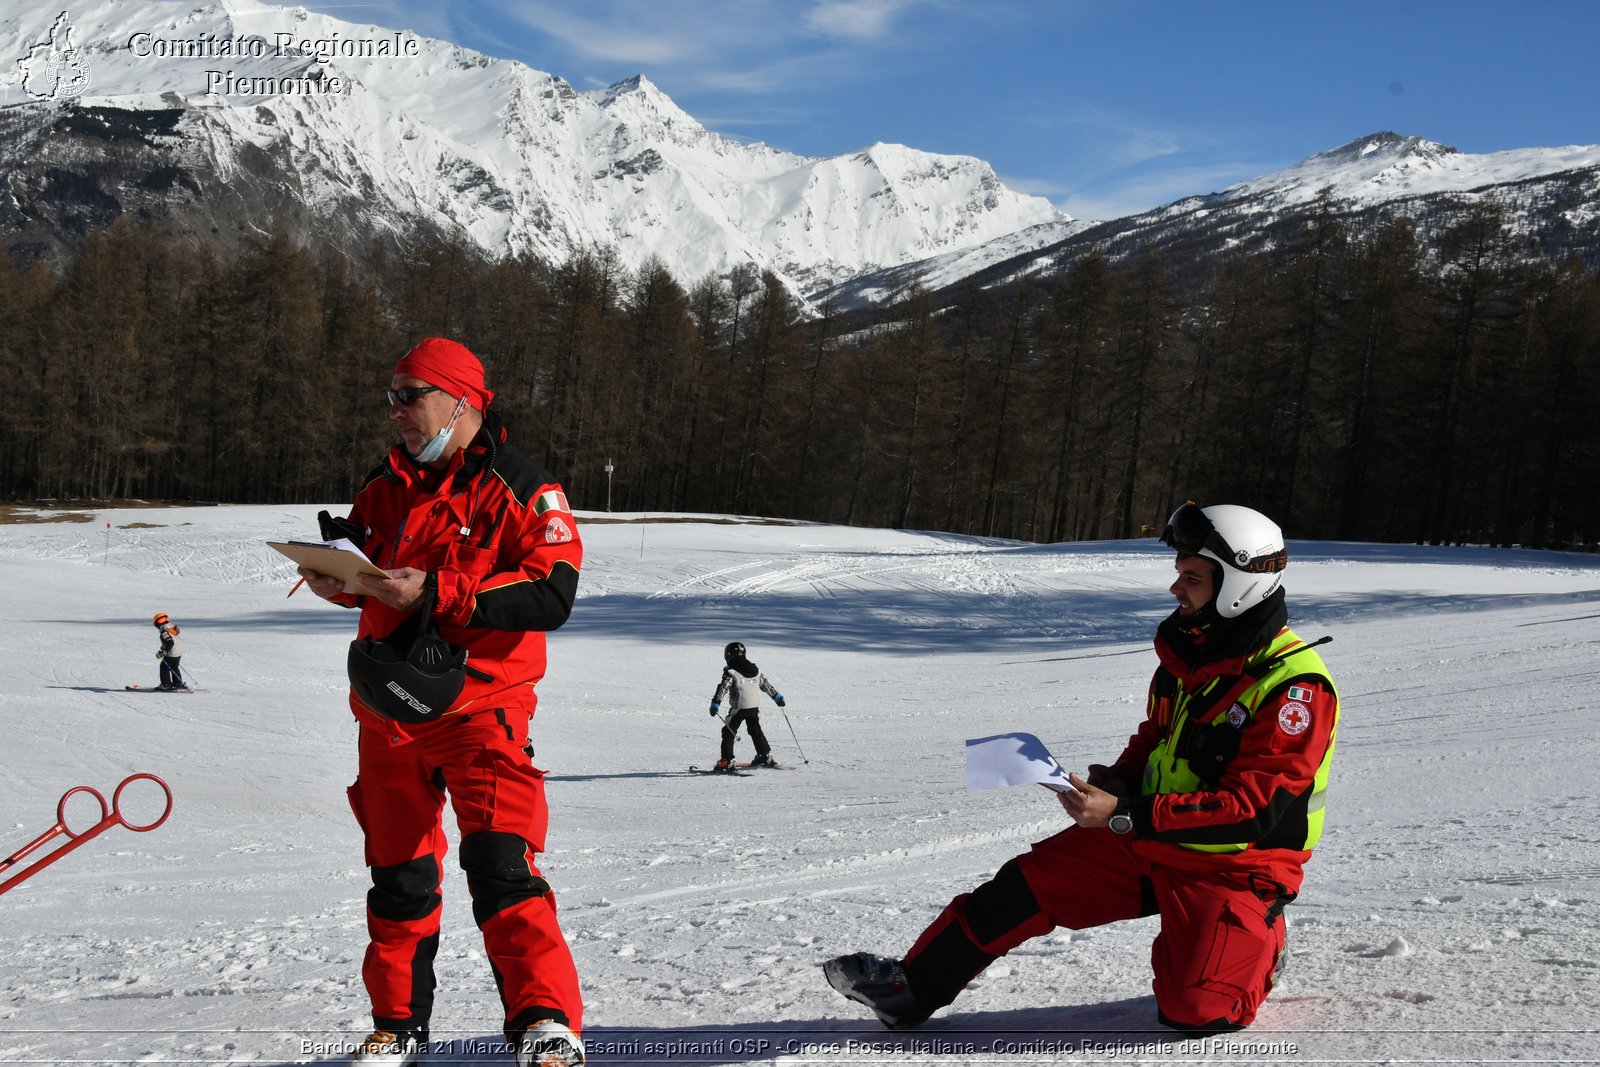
top-left (0, 774), bottom-right (174, 897)
top-left (780, 710), bottom-right (809, 764)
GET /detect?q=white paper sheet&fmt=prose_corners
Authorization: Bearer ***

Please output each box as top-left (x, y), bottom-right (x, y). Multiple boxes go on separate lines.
top-left (964, 731), bottom-right (1075, 793)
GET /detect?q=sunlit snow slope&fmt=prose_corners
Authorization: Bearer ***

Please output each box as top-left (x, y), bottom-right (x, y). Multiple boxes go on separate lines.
top-left (2, 506), bottom-right (1597, 1064)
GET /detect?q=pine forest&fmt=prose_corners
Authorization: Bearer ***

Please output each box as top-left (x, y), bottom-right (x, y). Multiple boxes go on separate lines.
top-left (1, 198), bottom-right (1597, 549)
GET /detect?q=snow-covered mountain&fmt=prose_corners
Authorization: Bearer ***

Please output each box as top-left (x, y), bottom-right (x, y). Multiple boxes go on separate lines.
top-left (824, 132), bottom-right (1600, 307)
top-left (0, 0), bottom-right (1065, 305)
top-left (5, 2), bottom-right (1595, 314)
top-left (1216, 132), bottom-right (1600, 210)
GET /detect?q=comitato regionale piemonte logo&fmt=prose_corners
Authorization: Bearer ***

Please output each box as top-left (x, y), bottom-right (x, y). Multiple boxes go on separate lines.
top-left (18, 10), bottom-right (91, 100)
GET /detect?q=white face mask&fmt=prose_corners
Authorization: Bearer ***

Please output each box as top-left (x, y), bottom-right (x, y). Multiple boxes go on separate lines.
top-left (409, 395), bottom-right (469, 463)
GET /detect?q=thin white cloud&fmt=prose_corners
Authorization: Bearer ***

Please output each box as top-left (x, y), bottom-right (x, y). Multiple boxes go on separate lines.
top-left (997, 174), bottom-right (1073, 199)
top-left (691, 44), bottom-right (862, 95)
top-left (1020, 103), bottom-right (1189, 168)
top-left (1002, 102), bottom-right (1240, 220)
top-left (1058, 162), bottom-right (1277, 222)
top-left (482, 2), bottom-right (701, 65)
top-left (471, 0), bottom-right (942, 90)
top-left (1101, 128), bottom-right (1185, 168)
top-left (693, 105), bottom-right (816, 129)
top-left (805, 0), bottom-right (917, 40)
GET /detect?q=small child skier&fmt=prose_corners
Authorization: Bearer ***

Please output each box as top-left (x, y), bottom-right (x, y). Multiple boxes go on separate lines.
top-left (151, 612), bottom-right (188, 691)
top-left (709, 641), bottom-right (785, 772)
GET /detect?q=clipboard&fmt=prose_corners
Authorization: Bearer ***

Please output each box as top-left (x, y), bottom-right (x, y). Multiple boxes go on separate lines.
top-left (267, 540), bottom-right (389, 593)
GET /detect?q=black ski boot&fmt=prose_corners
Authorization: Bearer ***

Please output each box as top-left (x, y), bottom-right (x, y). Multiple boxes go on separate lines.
top-left (823, 952), bottom-right (933, 1028)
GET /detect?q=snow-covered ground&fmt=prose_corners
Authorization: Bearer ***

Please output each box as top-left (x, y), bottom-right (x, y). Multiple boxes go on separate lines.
top-left (2, 505), bottom-right (1598, 1065)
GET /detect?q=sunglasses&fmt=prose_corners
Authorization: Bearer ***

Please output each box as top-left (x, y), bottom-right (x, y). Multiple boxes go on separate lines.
top-left (386, 385), bottom-right (443, 407)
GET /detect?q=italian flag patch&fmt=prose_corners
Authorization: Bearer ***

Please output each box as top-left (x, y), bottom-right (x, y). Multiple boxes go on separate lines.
top-left (1286, 685), bottom-right (1314, 702)
top-left (534, 490), bottom-right (571, 515)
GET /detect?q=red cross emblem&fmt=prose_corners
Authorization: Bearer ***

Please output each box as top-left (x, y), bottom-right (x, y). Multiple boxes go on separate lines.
top-left (1277, 701), bottom-right (1312, 736)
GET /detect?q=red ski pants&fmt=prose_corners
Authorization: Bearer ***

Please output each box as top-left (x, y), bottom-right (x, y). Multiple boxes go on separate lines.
top-left (904, 826), bottom-right (1290, 1032)
top-left (347, 710), bottom-right (582, 1036)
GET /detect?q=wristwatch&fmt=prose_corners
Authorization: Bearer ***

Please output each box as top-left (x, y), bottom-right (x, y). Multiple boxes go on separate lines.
top-left (1108, 800), bottom-right (1134, 836)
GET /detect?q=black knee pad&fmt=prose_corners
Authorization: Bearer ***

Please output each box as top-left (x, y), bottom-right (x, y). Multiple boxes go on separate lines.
top-left (459, 831), bottom-right (551, 927)
top-left (369, 855), bottom-right (442, 923)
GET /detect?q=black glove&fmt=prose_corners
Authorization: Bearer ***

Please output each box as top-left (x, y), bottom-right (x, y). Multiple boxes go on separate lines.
top-left (1087, 763), bottom-right (1128, 796)
top-left (318, 510), bottom-right (364, 546)
top-left (709, 701), bottom-right (721, 717)
top-left (774, 694), bottom-right (786, 707)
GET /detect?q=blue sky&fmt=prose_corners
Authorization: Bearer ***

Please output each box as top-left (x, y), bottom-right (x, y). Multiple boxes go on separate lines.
top-left (300, 0), bottom-right (1598, 220)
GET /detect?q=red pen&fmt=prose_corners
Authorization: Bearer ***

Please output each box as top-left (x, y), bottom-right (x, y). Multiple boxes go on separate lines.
top-left (287, 577), bottom-right (306, 597)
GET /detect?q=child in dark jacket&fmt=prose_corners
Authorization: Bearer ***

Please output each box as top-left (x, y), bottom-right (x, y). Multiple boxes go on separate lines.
top-left (151, 612), bottom-right (187, 691)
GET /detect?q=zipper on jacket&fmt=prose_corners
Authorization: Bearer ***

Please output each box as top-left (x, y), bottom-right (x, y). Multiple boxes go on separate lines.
top-left (385, 514), bottom-right (409, 569)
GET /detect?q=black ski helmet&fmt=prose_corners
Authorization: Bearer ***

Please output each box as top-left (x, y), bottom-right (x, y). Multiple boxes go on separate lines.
top-left (724, 641), bottom-right (746, 663)
top-left (346, 583), bottom-right (489, 724)
top-left (347, 629), bottom-right (473, 724)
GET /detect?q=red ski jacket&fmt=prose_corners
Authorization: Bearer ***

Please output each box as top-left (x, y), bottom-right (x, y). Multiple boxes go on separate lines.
top-left (329, 422), bottom-right (581, 740)
top-left (1111, 602), bottom-right (1339, 888)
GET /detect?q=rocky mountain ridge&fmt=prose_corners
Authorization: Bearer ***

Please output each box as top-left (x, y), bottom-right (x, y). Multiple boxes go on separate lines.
top-left (0, 0), bottom-right (1062, 307)
top-left (4, 3), bottom-right (1596, 310)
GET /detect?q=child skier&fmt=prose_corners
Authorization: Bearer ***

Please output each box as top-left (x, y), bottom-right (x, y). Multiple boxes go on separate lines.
top-left (709, 641), bottom-right (785, 772)
top-left (151, 612), bottom-right (188, 691)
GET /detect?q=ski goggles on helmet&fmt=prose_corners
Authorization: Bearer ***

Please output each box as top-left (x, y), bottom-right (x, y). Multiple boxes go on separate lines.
top-left (1161, 502), bottom-right (1288, 574)
top-left (1161, 502), bottom-right (1229, 558)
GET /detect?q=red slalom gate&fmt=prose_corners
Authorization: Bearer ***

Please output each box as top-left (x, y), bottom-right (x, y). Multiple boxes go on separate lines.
top-left (0, 774), bottom-right (174, 897)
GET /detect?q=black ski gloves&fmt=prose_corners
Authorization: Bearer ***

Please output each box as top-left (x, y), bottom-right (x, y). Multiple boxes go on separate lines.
top-left (318, 510), bottom-right (365, 547)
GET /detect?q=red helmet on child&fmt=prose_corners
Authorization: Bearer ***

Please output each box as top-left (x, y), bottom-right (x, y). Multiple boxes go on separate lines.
top-left (152, 612), bottom-right (170, 626)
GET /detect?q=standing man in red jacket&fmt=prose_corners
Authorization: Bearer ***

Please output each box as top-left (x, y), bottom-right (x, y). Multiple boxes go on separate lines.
top-left (298, 338), bottom-right (586, 1067)
top-left (826, 502), bottom-right (1339, 1037)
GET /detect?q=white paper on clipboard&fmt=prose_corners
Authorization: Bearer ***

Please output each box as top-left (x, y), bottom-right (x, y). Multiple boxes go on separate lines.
top-left (267, 538), bottom-right (387, 593)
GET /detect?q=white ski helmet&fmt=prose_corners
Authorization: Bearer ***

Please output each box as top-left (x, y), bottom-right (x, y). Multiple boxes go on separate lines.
top-left (1160, 502), bottom-right (1288, 618)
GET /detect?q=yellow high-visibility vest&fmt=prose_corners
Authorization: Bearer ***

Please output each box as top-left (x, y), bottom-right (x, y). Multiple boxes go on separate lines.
top-left (1141, 629), bottom-right (1339, 853)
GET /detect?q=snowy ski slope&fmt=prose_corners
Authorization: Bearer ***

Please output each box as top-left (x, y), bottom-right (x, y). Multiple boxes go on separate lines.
top-left (2, 506), bottom-right (1597, 1064)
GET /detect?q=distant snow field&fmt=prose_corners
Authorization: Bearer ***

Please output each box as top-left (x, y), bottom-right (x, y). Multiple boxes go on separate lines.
top-left (2, 505), bottom-right (1598, 1064)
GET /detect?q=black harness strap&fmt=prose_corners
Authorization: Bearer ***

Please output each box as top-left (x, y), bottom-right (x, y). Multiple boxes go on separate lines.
top-left (1250, 872), bottom-right (1298, 928)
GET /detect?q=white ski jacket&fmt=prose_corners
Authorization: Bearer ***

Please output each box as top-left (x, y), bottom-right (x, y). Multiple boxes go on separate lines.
top-left (713, 666), bottom-right (781, 711)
